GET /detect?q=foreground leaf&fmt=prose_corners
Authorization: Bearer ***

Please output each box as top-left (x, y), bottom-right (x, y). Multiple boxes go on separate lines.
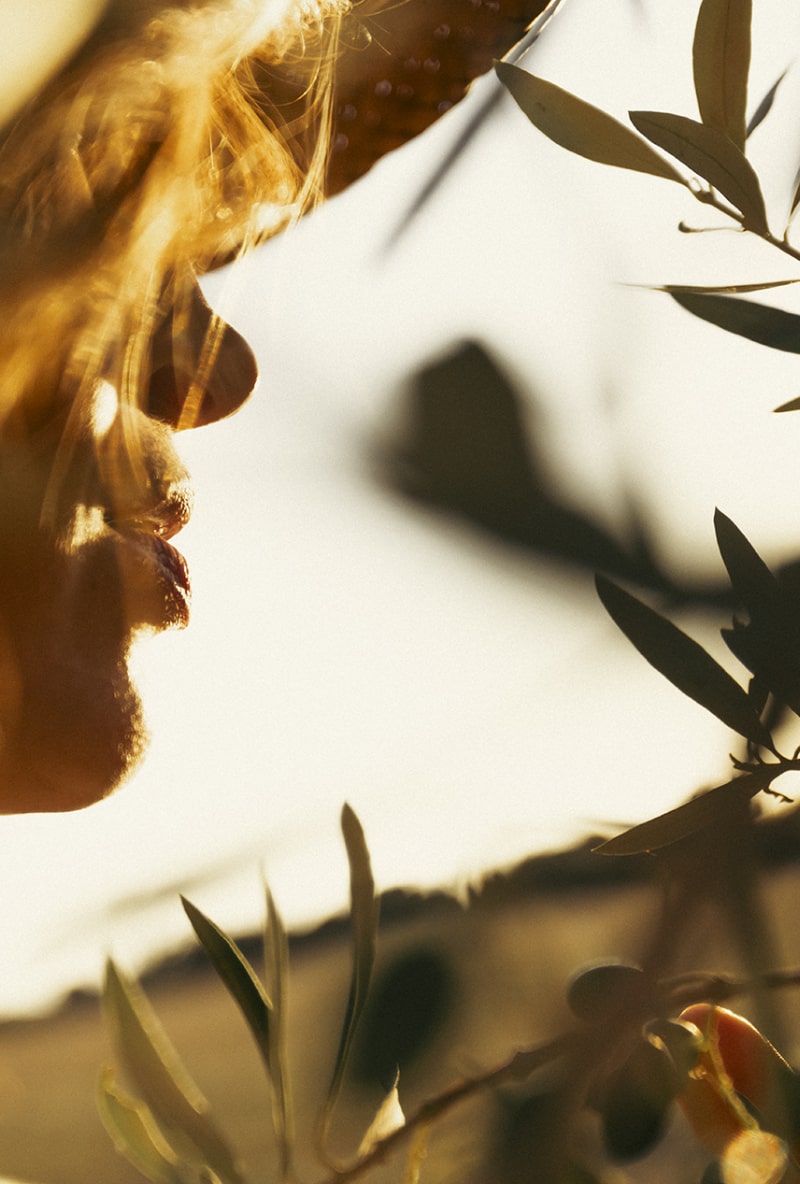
top-left (723, 619), bottom-right (800, 717)
top-left (693, 0), bottom-right (752, 149)
top-left (714, 510), bottom-right (779, 626)
top-left (495, 63), bottom-right (684, 183)
top-left (404, 1125), bottom-right (430, 1184)
top-left (319, 805), bottom-right (380, 1145)
top-left (629, 111), bottom-right (768, 233)
top-left (601, 1037), bottom-right (679, 1160)
top-left (103, 960), bottom-right (242, 1184)
top-left (358, 1076), bottom-right (405, 1156)
top-left (713, 519), bottom-right (800, 710)
top-left (773, 394), bottom-right (800, 413)
top-left (655, 278), bottom-right (800, 296)
top-left (182, 898), bottom-right (272, 1070)
top-left (265, 888), bottom-right (294, 1178)
top-left (594, 778), bottom-right (757, 855)
top-left (596, 576), bottom-right (773, 750)
top-left (97, 1069), bottom-right (187, 1184)
top-left (670, 291), bottom-right (800, 352)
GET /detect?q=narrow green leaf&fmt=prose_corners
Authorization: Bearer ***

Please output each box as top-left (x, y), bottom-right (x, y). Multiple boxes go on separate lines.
top-left (774, 394), bottom-right (800, 413)
top-left (723, 618), bottom-right (800, 718)
top-left (264, 888), bottom-right (294, 1179)
top-left (97, 1069), bottom-right (187, 1184)
top-left (265, 890), bottom-right (287, 1042)
top-left (693, 0), bottom-right (752, 149)
top-left (358, 1075), bottom-right (405, 1156)
top-left (594, 778), bottom-right (757, 855)
top-left (656, 278), bottom-right (800, 296)
top-left (103, 960), bottom-right (242, 1184)
top-left (670, 291), bottom-right (800, 353)
top-left (716, 521), bottom-right (800, 717)
top-left (495, 62), bottom-right (685, 184)
top-left (714, 510), bottom-right (779, 626)
top-left (405, 1125), bottom-right (431, 1184)
top-left (320, 805), bottom-right (380, 1144)
top-left (629, 110), bottom-right (768, 233)
top-left (596, 575), bottom-right (773, 749)
top-left (181, 898), bottom-right (271, 1071)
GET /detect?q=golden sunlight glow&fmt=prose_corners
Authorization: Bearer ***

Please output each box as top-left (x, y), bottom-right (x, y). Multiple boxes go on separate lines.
top-left (90, 381), bottom-right (120, 443)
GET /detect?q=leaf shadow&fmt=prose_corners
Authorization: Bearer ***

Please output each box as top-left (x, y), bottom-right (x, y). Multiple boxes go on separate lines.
top-left (376, 339), bottom-right (731, 606)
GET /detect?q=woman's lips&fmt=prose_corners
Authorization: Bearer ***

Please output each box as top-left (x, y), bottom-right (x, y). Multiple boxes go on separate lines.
top-left (105, 481), bottom-right (194, 631)
top-left (147, 531), bottom-right (192, 628)
top-left (109, 526), bottom-right (192, 631)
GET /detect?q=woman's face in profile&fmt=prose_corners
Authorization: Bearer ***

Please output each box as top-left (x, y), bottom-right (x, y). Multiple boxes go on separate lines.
top-left (0, 283), bottom-right (257, 814)
top-left (0, 0), bottom-right (345, 814)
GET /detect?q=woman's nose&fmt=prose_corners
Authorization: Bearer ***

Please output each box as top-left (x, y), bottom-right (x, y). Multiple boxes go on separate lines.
top-left (145, 280), bottom-right (258, 431)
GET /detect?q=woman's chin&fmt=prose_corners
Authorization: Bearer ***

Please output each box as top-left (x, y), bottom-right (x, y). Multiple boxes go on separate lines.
top-left (0, 668), bottom-right (148, 814)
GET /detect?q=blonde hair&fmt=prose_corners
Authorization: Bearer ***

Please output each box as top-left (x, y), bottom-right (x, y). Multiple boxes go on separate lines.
top-left (0, 0), bottom-right (352, 521)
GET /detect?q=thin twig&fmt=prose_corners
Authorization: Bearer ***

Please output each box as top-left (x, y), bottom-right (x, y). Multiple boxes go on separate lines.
top-left (695, 185), bottom-right (800, 264)
top-left (310, 965), bottom-right (800, 1184)
top-left (312, 1035), bottom-right (574, 1184)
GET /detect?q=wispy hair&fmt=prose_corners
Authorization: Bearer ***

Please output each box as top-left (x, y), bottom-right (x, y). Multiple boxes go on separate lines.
top-left (0, 0), bottom-right (353, 523)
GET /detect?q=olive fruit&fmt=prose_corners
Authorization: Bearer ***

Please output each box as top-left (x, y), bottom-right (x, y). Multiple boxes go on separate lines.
top-left (600, 1036), bottom-right (680, 1161)
top-left (676, 1004), bottom-right (800, 1163)
top-left (567, 963), bottom-right (654, 1025)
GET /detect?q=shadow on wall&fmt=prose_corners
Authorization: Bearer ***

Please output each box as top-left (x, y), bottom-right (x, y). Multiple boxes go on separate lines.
top-left (380, 340), bottom-right (728, 604)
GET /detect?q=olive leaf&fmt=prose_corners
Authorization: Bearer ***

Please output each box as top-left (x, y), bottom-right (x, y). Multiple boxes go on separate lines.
top-left (318, 804), bottom-right (380, 1149)
top-left (97, 1069), bottom-right (188, 1184)
top-left (720, 529), bottom-right (800, 715)
top-left (722, 618), bottom-right (800, 717)
top-left (181, 898), bottom-right (272, 1069)
top-left (494, 62), bottom-right (685, 183)
top-left (693, 0), bottom-right (752, 150)
top-left (264, 888), bottom-right (294, 1179)
top-left (103, 960), bottom-right (243, 1184)
top-left (655, 278), bottom-right (800, 296)
top-left (405, 1125), bottom-right (431, 1184)
top-left (714, 510), bottom-right (779, 626)
top-left (628, 111), bottom-right (768, 233)
top-left (357, 1074), bottom-right (405, 1157)
top-left (669, 291), bottom-right (800, 353)
top-left (595, 575), bottom-right (774, 750)
top-left (774, 394), bottom-right (800, 413)
top-left (601, 1037), bottom-right (679, 1160)
top-left (594, 777), bottom-right (758, 856)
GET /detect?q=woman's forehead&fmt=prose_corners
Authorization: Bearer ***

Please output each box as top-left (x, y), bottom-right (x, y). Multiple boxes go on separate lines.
top-left (0, 0), bottom-right (106, 125)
